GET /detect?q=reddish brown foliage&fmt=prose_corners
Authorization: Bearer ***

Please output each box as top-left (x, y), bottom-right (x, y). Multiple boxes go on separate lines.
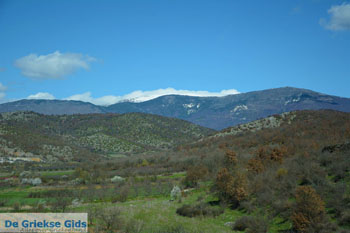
top-left (225, 149), bottom-right (238, 166)
top-left (291, 186), bottom-right (325, 232)
top-left (215, 168), bottom-right (248, 206)
top-left (247, 158), bottom-right (265, 173)
top-left (183, 165), bottom-right (208, 188)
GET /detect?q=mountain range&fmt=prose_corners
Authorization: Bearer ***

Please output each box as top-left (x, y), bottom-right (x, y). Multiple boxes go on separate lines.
top-left (1, 87), bottom-right (350, 130)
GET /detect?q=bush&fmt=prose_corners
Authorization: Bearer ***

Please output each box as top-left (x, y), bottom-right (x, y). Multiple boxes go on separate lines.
top-left (32, 200), bottom-right (46, 212)
top-left (157, 225), bottom-right (187, 233)
top-left (13, 202), bottom-right (21, 211)
top-left (182, 165), bottom-right (208, 188)
top-left (95, 206), bottom-right (124, 233)
top-left (112, 185), bottom-right (129, 203)
top-left (238, 201), bottom-right (256, 214)
top-left (291, 186), bottom-right (326, 233)
top-left (176, 202), bottom-right (223, 218)
top-left (340, 210), bottom-right (350, 226)
top-left (233, 216), bottom-right (269, 233)
top-left (0, 199), bottom-right (7, 207)
top-left (215, 168), bottom-right (248, 208)
top-left (50, 197), bottom-right (71, 212)
top-left (124, 219), bottom-right (144, 233)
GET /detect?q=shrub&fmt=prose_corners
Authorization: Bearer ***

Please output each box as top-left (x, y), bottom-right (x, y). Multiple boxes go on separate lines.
top-left (157, 225), bottom-right (187, 233)
top-left (182, 165), bottom-right (208, 188)
top-left (13, 202), bottom-right (21, 212)
top-left (33, 200), bottom-right (46, 212)
top-left (117, 185), bottom-right (129, 202)
top-left (0, 199), bottom-right (7, 207)
top-left (233, 216), bottom-right (268, 233)
top-left (247, 158), bottom-right (264, 173)
top-left (215, 168), bottom-right (248, 207)
top-left (291, 186), bottom-right (326, 232)
top-left (95, 206), bottom-right (124, 233)
top-left (224, 149), bottom-right (237, 166)
top-left (340, 210), bottom-right (350, 226)
top-left (176, 203), bottom-right (223, 218)
top-left (338, 230), bottom-right (350, 233)
top-left (276, 168), bottom-right (288, 179)
top-left (170, 185), bottom-right (181, 201)
top-left (124, 219), bottom-right (144, 233)
top-left (238, 201), bottom-right (256, 214)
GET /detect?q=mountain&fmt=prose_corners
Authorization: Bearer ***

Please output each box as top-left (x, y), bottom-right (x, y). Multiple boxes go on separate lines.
top-left (0, 99), bottom-right (104, 115)
top-left (0, 112), bottom-right (214, 163)
top-left (106, 87), bottom-right (350, 129)
top-left (1, 87), bottom-right (350, 130)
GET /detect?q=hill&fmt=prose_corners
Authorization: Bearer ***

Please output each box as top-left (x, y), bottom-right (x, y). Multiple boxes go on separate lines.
top-left (0, 111), bottom-right (214, 163)
top-left (173, 110), bottom-right (350, 232)
top-left (0, 99), bottom-right (104, 115)
top-left (1, 110), bottom-right (350, 232)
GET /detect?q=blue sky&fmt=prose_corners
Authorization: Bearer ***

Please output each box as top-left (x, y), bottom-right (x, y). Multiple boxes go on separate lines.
top-left (0, 0), bottom-right (349, 105)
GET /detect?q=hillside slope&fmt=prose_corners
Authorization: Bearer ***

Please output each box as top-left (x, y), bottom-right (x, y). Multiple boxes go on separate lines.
top-left (0, 112), bottom-right (214, 163)
top-left (0, 99), bottom-right (104, 115)
top-left (176, 110), bottom-right (350, 232)
top-left (188, 109), bottom-right (350, 152)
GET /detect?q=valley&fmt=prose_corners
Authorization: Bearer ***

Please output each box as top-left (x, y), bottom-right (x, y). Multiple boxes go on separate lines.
top-left (1, 108), bottom-right (350, 232)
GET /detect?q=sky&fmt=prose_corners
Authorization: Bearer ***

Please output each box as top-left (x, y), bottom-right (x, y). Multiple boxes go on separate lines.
top-left (0, 0), bottom-right (349, 105)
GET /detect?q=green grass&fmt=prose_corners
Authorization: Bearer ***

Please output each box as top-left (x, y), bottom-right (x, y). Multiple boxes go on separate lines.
top-left (0, 178), bottom-right (293, 232)
top-left (270, 216), bottom-right (293, 232)
top-left (132, 172), bottom-right (186, 183)
top-left (107, 153), bottom-right (127, 158)
top-left (73, 187), bottom-right (244, 233)
top-left (158, 172), bottom-right (186, 180)
top-left (40, 170), bottom-right (74, 177)
top-left (0, 172), bottom-right (11, 178)
top-left (0, 187), bottom-right (45, 208)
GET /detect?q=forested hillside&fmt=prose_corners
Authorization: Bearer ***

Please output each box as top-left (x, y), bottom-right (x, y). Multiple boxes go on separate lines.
top-left (173, 110), bottom-right (350, 232)
top-left (0, 111), bottom-right (214, 163)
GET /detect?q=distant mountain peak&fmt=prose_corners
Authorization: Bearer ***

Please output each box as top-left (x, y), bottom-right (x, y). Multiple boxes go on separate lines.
top-left (1, 87), bottom-right (349, 129)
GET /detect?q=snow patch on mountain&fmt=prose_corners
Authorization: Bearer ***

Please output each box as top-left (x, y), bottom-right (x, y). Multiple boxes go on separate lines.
top-left (284, 97), bottom-right (301, 105)
top-left (231, 105), bottom-right (248, 113)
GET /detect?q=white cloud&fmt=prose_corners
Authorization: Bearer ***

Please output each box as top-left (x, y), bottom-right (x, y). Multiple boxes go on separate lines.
top-left (0, 82), bottom-right (7, 100)
top-left (64, 88), bottom-right (240, 106)
top-left (27, 92), bottom-right (55, 100)
top-left (321, 3), bottom-right (350, 31)
top-left (14, 51), bottom-right (96, 79)
top-left (120, 88), bottom-right (240, 102)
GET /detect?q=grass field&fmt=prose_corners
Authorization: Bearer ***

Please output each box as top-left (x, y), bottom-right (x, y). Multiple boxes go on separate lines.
top-left (39, 170), bottom-right (75, 177)
top-left (0, 175), bottom-right (292, 232)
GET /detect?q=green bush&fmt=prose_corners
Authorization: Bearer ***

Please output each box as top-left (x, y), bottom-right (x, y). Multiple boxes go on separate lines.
top-left (13, 202), bottom-right (21, 212)
top-left (157, 225), bottom-right (187, 233)
top-left (176, 202), bottom-right (223, 218)
top-left (0, 199), bottom-right (7, 207)
top-left (340, 210), bottom-right (350, 226)
top-left (233, 216), bottom-right (269, 233)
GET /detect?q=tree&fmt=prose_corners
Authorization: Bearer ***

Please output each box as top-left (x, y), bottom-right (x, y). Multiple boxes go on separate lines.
top-left (95, 206), bottom-right (124, 233)
top-left (247, 158), bottom-right (264, 173)
top-left (51, 197), bottom-right (71, 212)
top-left (183, 165), bottom-right (208, 188)
top-left (215, 168), bottom-right (248, 208)
top-left (225, 149), bottom-right (238, 166)
top-left (291, 186), bottom-right (326, 232)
